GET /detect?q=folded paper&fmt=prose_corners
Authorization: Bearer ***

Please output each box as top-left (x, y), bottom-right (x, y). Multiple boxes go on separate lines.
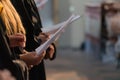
top-left (35, 14), bottom-right (80, 55)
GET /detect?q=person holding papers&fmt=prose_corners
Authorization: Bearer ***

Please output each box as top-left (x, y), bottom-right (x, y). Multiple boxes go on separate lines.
top-left (0, 0), bottom-right (48, 80)
top-left (10, 0), bottom-right (56, 80)
top-left (0, 1), bottom-right (29, 79)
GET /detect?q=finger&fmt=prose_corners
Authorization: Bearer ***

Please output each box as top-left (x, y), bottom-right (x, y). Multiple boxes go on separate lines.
top-left (40, 33), bottom-right (50, 38)
top-left (15, 33), bottom-right (24, 36)
top-left (14, 36), bottom-right (25, 42)
top-left (14, 34), bottom-right (26, 41)
top-left (19, 42), bottom-right (26, 48)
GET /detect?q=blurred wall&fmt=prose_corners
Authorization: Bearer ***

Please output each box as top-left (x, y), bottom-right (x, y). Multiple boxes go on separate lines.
top-left (57, 0), bottom-right (103, 48)
top-left (56, 0), bottom-right (72, 48)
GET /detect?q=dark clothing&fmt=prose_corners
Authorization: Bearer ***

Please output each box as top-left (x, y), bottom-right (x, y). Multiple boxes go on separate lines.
top-left (11, 0), bottom-right (42, 51)
top-left (0, 19), bottom-right (14, 69)
top-left (0, 19), bottom-right (28, 80)
top-left (11, 0), bottom-right (56, 80)
top-left (29, 61), bottom-right (46, 80)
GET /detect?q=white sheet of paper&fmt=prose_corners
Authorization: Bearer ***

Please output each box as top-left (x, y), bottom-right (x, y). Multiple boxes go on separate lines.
top-left (35, 14), bottom-right (80, 55)
top-left (41, 15), bottom-right (80, 34)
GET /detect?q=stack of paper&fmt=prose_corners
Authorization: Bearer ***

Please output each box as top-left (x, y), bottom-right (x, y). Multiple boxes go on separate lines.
top-left (35, 14), bottom-right (80, 55)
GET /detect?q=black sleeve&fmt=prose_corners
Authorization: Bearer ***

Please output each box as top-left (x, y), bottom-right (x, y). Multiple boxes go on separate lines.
top-left (10, 47), bottom-right (22, 59)
top-left (5, 35), bottom-right (10, 45)
top-left (0, 21), bottom-right (14, 69)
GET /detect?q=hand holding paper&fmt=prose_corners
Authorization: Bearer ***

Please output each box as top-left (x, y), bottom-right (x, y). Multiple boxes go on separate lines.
top-left (35, 14), bottom-right (80, 55)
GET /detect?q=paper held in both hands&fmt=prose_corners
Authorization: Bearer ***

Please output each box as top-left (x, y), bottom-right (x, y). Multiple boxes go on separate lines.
top-left (35, 14), bottom-right (80, 55)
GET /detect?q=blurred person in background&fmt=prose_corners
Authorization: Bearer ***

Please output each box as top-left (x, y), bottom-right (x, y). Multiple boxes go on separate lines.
top-left (106, 2), bottom-right (120, 68)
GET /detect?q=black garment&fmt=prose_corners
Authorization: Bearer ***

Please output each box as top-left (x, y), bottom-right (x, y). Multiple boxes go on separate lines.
top-left (11, 0), bottom-right (56, 80)
top-left (0, 19), bottom-right (28, 80)
top-left (0, 19), bottom-right (14, 70)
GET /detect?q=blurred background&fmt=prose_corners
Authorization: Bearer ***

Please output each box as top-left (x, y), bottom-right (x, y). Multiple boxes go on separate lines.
top-left (35, 0), bottom-right (120, 80)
